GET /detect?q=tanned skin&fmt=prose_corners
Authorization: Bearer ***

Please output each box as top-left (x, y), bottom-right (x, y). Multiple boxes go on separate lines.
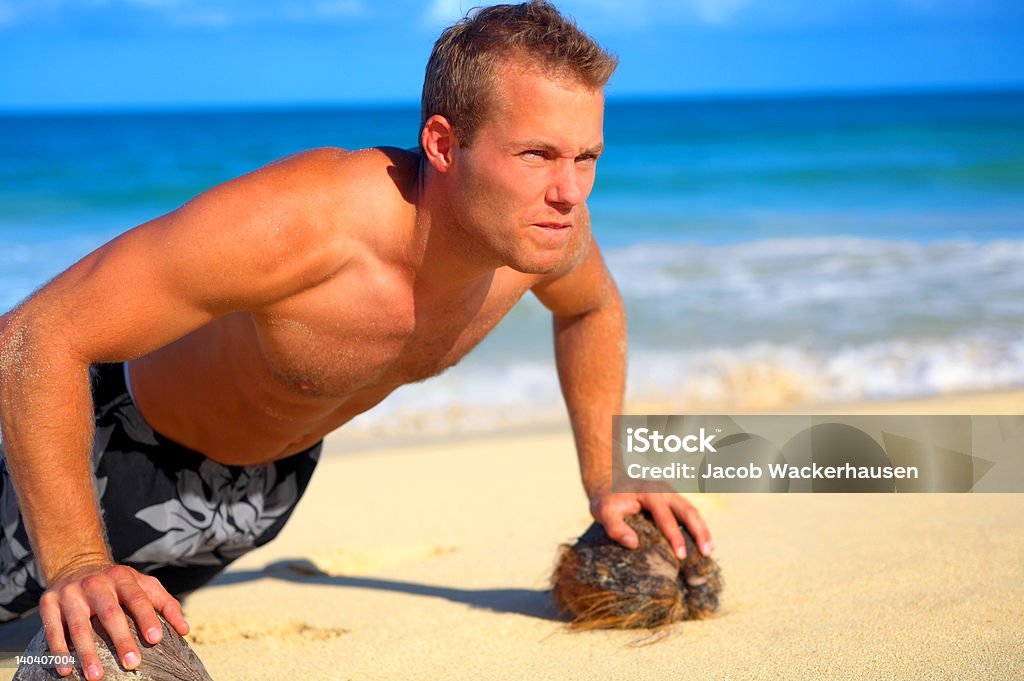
top-left (0, 60), bottom-right (712, 679)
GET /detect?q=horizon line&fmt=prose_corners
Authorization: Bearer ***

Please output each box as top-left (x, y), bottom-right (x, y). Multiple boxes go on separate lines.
top-left (2, 82), bottom-right (1022, 117)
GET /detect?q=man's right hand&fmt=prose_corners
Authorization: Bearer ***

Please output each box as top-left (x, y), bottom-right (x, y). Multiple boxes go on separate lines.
top-left (39, 562), bottom-right (190, 680)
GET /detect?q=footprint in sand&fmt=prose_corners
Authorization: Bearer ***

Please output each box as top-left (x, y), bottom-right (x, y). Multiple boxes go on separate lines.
top-left (186, 621), bottom-right (347, 646)
top-left (272, 545), bottom-right (458, 577)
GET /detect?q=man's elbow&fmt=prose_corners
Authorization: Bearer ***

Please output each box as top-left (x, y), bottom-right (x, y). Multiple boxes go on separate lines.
top-left (0, 306), bottom-right (83, 384)
top-left (552, 295), bottom-right (625, 335)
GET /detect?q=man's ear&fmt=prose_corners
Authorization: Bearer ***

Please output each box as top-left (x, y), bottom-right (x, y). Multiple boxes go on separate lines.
top-left (421, 114), bottom-right (458, 173)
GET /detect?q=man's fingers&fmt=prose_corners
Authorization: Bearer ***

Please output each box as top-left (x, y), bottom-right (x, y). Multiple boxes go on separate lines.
top-left (671, 497), bottom-right (714, 555)
top-left (117, 576), bottom-right (164, 645)
top-left (39, 594), bottom-right (73, 677)
top-left (138, 574), bottom-right (189, 637)
top-left (158, 598), bottom-right (189, 637)
top-left (649, 504), bottom-right (687, 560)
top-left (92, 601), bottom-right (140, 672)
top-left (590, 494), bottom-right (644, 549)
top-left (111, 575), bottom-right (169, 667)
top-left (599, 513), bottom-right (639, 549)
top-left (61, 597), bottom-right (104, 681)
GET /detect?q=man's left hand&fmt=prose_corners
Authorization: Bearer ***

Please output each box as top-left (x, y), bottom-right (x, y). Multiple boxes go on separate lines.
top-left (589, 490), bottom-right (714, 560)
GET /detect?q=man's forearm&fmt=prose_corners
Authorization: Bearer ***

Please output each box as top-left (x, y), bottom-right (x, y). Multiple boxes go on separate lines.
top-left (553, 294), bottom-right (626, 499)
top-left (0, 314), bottom-right (111, 583)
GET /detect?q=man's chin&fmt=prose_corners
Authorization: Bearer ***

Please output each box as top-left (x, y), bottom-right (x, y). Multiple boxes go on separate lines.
top-left (504, 252), bottom-right (565, 275)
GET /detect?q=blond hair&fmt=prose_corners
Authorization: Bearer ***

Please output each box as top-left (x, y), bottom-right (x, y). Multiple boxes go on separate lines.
top-left (421, 1), bottom-right (618, 148)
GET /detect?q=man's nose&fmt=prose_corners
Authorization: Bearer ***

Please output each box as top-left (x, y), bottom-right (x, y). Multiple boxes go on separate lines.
top-left (547, 161), bottom-right (588, 209)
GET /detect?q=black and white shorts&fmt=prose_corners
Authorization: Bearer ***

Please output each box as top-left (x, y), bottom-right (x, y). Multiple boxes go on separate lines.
top-left (0, 362), bottom-right (321, 622)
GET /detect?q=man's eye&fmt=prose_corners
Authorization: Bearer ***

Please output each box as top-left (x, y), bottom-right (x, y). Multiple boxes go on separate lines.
top-left (523, 150), bottom-right (548, 159)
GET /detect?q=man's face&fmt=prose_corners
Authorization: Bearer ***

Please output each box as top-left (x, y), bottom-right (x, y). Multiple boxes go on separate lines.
top-left (447, 64), bottom-right (605, 275)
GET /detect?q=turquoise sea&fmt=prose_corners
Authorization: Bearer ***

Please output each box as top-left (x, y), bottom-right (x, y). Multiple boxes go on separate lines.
top-left (2, 90), bottom-right (1023, 435)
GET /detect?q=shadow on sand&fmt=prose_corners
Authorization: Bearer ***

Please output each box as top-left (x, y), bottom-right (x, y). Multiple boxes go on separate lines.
top-left (209, 558), bottom-right (561, 622)
top-left (0, 558), bottom-right (561, 663)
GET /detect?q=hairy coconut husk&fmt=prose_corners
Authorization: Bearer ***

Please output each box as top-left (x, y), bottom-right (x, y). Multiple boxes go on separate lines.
top-left (551, 512), bottom-right (722, 630)
top-left (13, 612), bottom-right (213, 681)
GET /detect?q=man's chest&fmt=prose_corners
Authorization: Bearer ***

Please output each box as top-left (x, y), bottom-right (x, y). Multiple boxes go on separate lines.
top-left (252, 268), bottom-right (536, 397)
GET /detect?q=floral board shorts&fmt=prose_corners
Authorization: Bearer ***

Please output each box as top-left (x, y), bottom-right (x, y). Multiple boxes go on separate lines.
top-left (0, 362), bottom-right (321, 622)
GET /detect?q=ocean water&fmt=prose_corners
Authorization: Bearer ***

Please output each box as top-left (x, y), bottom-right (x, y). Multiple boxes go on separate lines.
top-left (2, 90), bottom-right (1023, 436)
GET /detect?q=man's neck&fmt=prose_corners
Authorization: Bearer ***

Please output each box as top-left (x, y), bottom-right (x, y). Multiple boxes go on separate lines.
top-left (409, 156), bottom-right (501, 299)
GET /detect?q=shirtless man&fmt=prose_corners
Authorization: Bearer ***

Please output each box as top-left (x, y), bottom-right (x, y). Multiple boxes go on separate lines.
top-left (0, 2), bottom-right (712, 678)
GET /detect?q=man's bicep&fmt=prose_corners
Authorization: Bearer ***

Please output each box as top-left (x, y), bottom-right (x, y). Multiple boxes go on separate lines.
top-left (531, 236), bottom-right (621, 318)
top-left (39, 221), bottom-right (229, 362)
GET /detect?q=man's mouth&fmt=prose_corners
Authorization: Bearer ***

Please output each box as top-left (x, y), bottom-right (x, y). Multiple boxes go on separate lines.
top-left (533, 222), bottom-right (572, 230)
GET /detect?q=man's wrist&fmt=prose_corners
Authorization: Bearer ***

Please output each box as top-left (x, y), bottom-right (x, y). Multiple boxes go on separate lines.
top-left (582, 474), bottom-right (612, 501)
top-left (44, 552), bottom-right (114, 587)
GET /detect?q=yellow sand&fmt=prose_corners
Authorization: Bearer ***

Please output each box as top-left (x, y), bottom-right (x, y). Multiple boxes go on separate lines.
top-left (1, 391), bottom-right (1021, 680)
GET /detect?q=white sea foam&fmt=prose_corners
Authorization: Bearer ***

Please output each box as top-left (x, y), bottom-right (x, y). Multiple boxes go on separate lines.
top-left (340, 237), bottom-right (1024, 437)
top-left (340, 332), bottom-right (1024, 439)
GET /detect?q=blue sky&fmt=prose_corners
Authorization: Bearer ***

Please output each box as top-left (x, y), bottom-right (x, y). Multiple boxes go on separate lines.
top-left (1, 0), bottom-right (1022, 111)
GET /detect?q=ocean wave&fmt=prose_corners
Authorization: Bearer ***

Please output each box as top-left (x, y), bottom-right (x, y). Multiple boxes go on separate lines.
top-left (339, 332), bottom-right (1024, 439)
top-left (606, 237), bottom-right (1024, 348)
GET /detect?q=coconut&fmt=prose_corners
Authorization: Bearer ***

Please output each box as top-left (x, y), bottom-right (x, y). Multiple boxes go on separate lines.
top-left (551, 512), bottom-right (722, 630)
top-left (13, 612), bottom-right (213, 681)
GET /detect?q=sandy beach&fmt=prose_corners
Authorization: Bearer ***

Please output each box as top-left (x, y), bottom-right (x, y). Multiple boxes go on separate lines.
top-left (1, 390), bottom-right (1021, 680)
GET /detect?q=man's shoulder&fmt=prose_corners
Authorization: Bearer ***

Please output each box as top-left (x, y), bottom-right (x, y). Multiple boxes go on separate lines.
top-left (262, 146), bottom-right (419, 196)
top-left (168, 146), bottom-right (419, 299)
top-left (230, 144), bottom-right (411, 226)
top-left (253, 145), bottom-right (418, 230)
